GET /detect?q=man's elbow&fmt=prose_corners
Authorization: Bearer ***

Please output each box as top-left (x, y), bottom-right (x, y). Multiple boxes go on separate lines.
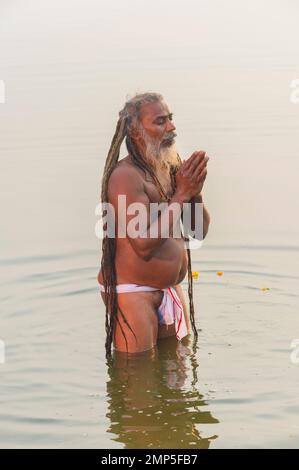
top-left (202, 229), bottom-right (208, 240)
top-left (192, 217), bottom-right (210, 240)
top-left (203, 217), bottom-right (211, 239)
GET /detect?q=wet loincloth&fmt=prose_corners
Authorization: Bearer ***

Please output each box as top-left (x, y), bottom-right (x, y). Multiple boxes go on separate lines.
top-left (98, 283), bottom-right (188, 341)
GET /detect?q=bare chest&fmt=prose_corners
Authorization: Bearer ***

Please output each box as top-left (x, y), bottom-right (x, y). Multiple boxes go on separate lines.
top-left (143, 171), bottom-right (174, 203)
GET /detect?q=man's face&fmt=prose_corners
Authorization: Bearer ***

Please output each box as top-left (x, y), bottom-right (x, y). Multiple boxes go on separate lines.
top-left (134, 100), bottom-right (178, 169)
top-left (139, 100), bottom-right (177, 146)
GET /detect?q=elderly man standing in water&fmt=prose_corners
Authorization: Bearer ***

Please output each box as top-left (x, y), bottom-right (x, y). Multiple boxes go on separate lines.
top-left (98, 92), bottom-right (210, 357)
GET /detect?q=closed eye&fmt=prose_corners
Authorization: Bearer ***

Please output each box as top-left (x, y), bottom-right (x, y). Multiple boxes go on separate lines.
top-left (155, 113), bottom-right (173, 125)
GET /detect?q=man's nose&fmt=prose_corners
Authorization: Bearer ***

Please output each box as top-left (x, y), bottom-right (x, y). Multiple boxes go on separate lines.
top-left (166, 119), bottom-right (176, 132)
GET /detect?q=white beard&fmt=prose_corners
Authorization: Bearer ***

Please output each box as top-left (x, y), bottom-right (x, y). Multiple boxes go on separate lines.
top-left (141, 131), bottom-right (180, 173)
top-left (159, 142), bottom-right (180, 171)
top-left (138, 130), bottom-right (180, 197)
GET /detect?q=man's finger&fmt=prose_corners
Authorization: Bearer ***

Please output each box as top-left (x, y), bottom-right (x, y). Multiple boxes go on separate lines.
top-left (195, 168), bottom-right (207, 183)
top-left (191, 156), bottom-right (209, 177)
top-left (181, 153), bottom-right (209, 179)
top-left (184, 150), bottom-right (206, 169)
top-left (195, 167), bottom-right (207, 181)
top-left (182, 153), bottom-right (198, 171)
top-left (188, 154), bottom-right (206, 174)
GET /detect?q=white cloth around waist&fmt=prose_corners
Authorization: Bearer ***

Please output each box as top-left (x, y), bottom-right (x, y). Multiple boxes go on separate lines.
top-left (98, 283), bottom-right (188, 341)
top-left (99, 283), bottom-right (159, 294)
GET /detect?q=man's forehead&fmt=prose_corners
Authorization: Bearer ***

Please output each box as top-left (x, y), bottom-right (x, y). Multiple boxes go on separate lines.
top-left (140, 100), bottom-right (171, 120)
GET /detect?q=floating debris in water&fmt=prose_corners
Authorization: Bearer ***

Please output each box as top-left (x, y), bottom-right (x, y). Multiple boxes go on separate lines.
top-left (192, 271), bottom-right (199, 280)
top-left (260, 287), bottom-right (270, 292)
top-left (216, 271), bottom-right (223, 276)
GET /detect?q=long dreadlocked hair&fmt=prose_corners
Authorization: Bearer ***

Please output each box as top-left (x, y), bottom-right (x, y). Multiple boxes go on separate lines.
top-left (101, 92), bottom-right (198, 359)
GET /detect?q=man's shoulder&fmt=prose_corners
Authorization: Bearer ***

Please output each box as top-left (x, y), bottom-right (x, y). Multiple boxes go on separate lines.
top-left (108, 157), bottom-right (144, 193)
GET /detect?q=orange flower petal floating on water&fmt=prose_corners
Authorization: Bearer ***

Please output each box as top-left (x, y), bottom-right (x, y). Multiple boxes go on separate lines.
top-left (216, 271), bottom-right (223, 276)
top-left (192, 271), bottom-right (199, 280)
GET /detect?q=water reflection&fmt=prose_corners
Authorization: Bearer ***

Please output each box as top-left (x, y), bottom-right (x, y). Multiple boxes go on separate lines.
top-left (105, 336), bottom-right (219, 449)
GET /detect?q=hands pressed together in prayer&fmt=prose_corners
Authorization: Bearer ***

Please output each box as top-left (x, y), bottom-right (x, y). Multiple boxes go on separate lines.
top-left (175, 150), bottom-right (209, 202)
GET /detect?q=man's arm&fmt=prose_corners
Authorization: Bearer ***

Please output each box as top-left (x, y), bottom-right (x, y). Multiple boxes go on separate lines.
top-left (107, 166), bottom-right (186, 261)
top-left (188, 192), bottom-right (210, 239)
top-left (179, 150), bottom-right (210, 240)
top-left (180, 192), bottom-right (210, 240)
